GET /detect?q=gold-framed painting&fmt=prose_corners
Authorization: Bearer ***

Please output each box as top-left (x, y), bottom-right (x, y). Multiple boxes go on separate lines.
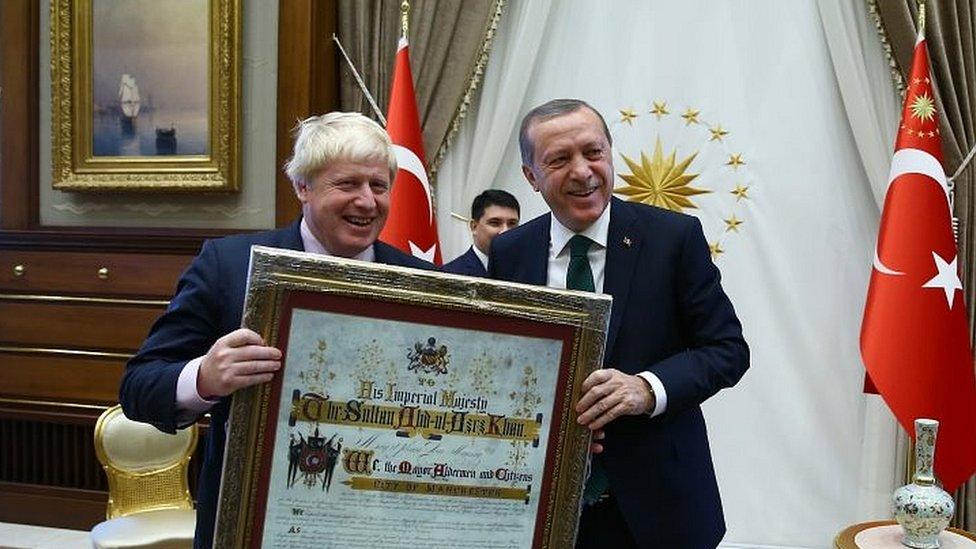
top-left (50, 0), bottom-right (240, 192)
top-left (214, 246), bottom-right (612, 548)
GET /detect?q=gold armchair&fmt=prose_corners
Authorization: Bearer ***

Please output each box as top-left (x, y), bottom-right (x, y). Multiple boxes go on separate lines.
top-left (90, 405), bottom-right (198, 549)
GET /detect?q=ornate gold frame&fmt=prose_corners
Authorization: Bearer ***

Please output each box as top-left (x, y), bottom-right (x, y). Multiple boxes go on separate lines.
top-left (50, 0), bottom-right (241, 192)
top-left (214, 246), bottom-right (612, 548)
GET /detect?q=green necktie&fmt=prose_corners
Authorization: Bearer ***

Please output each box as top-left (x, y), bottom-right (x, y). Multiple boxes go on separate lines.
top-left (566, 235), bottom-right (595, 292)
top-left (565, 235), bottom-right (609, 504)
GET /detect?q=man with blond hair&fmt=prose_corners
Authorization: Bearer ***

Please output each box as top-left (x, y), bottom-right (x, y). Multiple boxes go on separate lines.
top-left (119, 112), bottom-right (431, 548)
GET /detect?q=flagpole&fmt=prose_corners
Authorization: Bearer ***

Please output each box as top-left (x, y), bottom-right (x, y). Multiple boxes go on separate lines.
top-left (331, 34), bottom-right (388, 127)
top-left (917, 0), bottom-right (926, 38)
top-left (898, 0), bottom-right (929, 488)
top-left (915, 0), bottom-right (958, 241)
top-left (401, 1), bottom-right (410, 40)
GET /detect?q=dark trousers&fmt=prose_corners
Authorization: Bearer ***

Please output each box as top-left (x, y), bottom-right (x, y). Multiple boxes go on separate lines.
top-left (575, 494), bottom-right (638, 549)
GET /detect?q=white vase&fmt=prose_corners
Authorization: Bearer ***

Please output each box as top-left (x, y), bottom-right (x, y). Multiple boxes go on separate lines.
top-left (892, 418), bottom-right (955, 548)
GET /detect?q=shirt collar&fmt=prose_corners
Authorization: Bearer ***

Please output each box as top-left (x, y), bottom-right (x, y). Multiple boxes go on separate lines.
top-left (471, 245), bottom-right (489, 270)
top-left (300, 217), bottom-right (375, 262)
top-left (549, 203), bottom-right (611, 255)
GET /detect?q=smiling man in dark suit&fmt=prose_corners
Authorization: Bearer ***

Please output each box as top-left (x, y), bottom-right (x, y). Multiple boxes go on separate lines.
top-left (118, 112), bottom-right (431, 548)
top-left (489, 99), bottom-right (749, 548)
top-left (443, 189), bottom-right (520, 276)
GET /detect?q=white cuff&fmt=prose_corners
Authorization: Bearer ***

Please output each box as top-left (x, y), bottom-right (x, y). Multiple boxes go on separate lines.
top-left (176, 356), bottom-right (218, 421)
top-left (636, 371), bottom-right (667, 418)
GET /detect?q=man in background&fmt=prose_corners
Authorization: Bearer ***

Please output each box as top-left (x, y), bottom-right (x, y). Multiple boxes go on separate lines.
top-left (442, 189), bottom-right (520, 276)
top-left (490, 99), bottom-right (749, 548)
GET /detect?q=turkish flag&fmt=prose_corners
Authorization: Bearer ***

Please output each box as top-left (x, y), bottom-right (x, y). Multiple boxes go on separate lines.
top-left (861, 36), bottom-right (976, 491)
top-left (379, 36), bottom-right (442, 265)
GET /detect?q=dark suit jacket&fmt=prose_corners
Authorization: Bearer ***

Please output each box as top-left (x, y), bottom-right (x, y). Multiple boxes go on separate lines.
top-left (442, 246), bottom-right (488, 277)
top-left (489, 197), bottom-right (748, 548)
top-left (118, 220), bottom-right (432, 549)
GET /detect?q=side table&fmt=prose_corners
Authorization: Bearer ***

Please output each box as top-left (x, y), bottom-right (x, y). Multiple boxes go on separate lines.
top-left (836, 521), bottom-right (976, 548)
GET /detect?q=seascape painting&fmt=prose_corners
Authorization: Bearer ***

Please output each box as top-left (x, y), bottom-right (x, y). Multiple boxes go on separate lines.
top-left (91, 0), bottom-right (209, 157)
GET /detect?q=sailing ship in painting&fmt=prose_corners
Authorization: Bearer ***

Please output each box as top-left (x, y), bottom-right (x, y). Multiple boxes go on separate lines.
top-left (93, 69), bottom-right (202, 157)
top-left (118, 74), bottom-right (140, 135)
top-left (116, 73), bottom-right (178, 154)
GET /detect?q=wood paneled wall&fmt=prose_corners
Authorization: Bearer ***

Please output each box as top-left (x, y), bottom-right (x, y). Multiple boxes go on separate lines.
top-left (0, 0), bottom-right (339, 530)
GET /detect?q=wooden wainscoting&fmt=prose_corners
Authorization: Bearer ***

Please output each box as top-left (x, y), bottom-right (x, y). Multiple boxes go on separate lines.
top-left (0, 245), bottom-right (195, 529)
top-left (0, 401), bottom-right (208, 530)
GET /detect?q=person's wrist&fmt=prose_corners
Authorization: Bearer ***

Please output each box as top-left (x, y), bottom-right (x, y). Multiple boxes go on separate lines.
top-left (636, 374), bottom-right (656, 415)
top-left (196, 361), bottom-right (217, 400)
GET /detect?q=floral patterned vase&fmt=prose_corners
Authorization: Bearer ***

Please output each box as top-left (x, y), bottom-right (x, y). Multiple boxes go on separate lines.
top-left (892, 418), bottom-right (955, 548)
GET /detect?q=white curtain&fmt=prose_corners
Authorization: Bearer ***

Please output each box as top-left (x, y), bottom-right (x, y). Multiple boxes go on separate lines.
top-left (435, 0), bottom-right (555, 261)
top-left (817, 0), bottom-right (908, 524)
top-left (437, 1), bottom-right (894, 546)
top-left (817, 0), bottom-right (902, 207)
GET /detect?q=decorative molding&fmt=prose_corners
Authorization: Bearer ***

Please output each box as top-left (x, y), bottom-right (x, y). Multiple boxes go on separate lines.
top-left (51, 202), bottom-right (264, 219)
top-left (0, 229), bottom-right (220, 254)
top-left (0, 397), bottom-right (109, 412)
top-left (200, 205), bottom-right (263, 218)
top-left (0, 293), bottom-right (168, 307)
top-left (0, 346), bottom-right (132, 360)
top-left (243, 56), bottom-right (271, 70)
top-left (51, 202), bottom-right (110, 215)
top-left (122, 203), bottom-right (186, 217)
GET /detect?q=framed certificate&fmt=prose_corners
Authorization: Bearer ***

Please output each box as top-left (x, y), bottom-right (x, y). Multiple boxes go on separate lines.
top-left (214, 246), bottom-right (611, 548)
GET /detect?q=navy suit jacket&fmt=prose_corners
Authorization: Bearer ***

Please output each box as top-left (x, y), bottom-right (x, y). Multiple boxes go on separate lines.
top-left (118, 220), bottom-right (432, 548)
top-left (442, 246), bottom-right (488, 277)
top-left (489, 197), bottom-right (748, 548)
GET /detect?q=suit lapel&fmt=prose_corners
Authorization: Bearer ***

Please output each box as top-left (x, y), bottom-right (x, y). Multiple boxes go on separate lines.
top-left (282, 219), bottom-right (304, 251)
top-left (373, 241), bottom-right (399, 264)
top-left (603, 198), bottom-right (641, 354)
top-left (466, 248), bottom-right (487, 277)
top-left (525, 215), bottom-right (551, 285)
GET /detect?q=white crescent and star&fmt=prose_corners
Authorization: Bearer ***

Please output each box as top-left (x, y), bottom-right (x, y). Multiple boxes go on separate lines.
top-left (392, 145), bottom-right (437, 260)
top-left (392, 144), bottom-right (434, 225)
top-left (922, 251), bottom-right (963, 309)
top-left (408, 241), bottom-right (437, 262)
top-left (872, 147), bottom-right (962, 309)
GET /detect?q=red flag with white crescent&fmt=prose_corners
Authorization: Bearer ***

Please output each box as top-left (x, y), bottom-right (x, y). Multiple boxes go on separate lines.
top-left (380, 36), bottom-right (442, 264)
top-left (860, 35), bottom-right (976, 491)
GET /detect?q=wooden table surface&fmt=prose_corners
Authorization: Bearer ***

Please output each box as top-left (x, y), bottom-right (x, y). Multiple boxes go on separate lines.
top-left (836, 521), bottom-right (976, 548)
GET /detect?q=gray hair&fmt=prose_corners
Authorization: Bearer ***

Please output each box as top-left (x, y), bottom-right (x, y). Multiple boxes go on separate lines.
top-left (518, 99), bottom-right (612, 166)
top-left (284, 112), bottom-right (396, 190)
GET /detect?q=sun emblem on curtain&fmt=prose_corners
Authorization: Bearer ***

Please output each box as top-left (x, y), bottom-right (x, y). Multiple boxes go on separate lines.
top-left (611, 101), bottom-right (755, 261)
top-left (617, 138), bottom-right (709, 211)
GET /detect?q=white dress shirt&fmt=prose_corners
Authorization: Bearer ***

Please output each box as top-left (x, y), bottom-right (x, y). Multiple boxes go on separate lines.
top-left (175, 218), bottom-right (374, 419)
top-left (547, 208), bottom-right (668, 418)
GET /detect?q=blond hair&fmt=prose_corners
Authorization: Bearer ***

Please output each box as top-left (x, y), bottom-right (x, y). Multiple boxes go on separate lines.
top-left (284, 112), bottom-right (396, 190)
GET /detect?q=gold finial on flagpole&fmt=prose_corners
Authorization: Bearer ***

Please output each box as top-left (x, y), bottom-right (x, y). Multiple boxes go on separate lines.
top-left (401, 1), bottom-right (410, 40)
top-left (917, 0), bottom-right (926, 36)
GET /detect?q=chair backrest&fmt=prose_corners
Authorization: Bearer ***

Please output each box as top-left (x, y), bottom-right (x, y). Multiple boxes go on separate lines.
top-left (94, 405), bottom-right (198, 519)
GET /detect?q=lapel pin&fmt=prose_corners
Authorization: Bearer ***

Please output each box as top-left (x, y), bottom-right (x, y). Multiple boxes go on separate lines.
top-left (623, 236), bottom-right (632, 248)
